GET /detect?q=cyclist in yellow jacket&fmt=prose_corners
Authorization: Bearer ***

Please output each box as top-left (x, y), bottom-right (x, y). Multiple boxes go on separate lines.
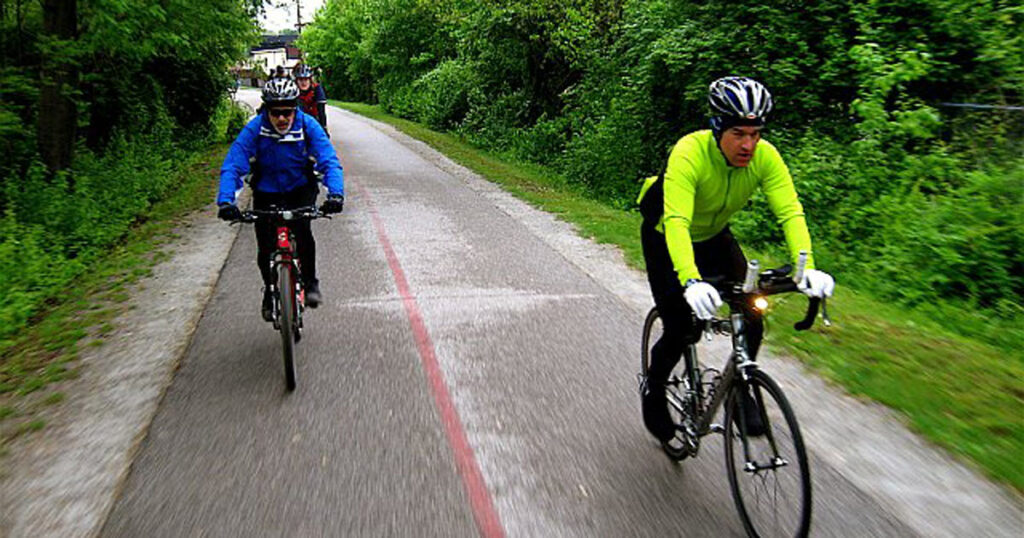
top-left (637, 77), bottom-right (835, 444)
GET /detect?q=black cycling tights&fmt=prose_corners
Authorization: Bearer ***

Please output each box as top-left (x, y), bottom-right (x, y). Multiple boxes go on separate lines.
top-left (641, 225), bottom-right (764, 385)
top-left (253, 181), bottom-right (319, 287)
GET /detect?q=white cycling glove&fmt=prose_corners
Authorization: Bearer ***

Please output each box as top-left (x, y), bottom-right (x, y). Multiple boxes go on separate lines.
top-left (798, 269), bottom-right (835, 298)
top-left (684, 281), bottom-right (723, 320)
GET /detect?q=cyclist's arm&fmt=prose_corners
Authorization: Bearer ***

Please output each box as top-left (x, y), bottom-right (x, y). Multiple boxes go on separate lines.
top-left (663, 137), bottom-right (703, 283)
top-left (757, 142), bottom-right (815, 270)
top-left (314, 85), bottom-right (329, 128)
top-left (316, 103), bottom-right (328, 129)
top-left (304, 115), bottom-right (344, 197)
top-left (217, 118), bottom-right (260, 205)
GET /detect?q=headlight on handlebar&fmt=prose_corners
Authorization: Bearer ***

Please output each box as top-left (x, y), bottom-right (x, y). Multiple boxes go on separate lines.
top-left (753, 297), bottom-right (768, 312)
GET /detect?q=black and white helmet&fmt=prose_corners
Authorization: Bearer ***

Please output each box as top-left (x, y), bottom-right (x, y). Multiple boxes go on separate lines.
top-left (708, 76), bottom-right (773, 123)
top-left (262, 77), bottom-right (299, 105)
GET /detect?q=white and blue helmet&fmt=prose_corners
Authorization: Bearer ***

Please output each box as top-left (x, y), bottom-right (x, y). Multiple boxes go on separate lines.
top-left (708, 76), bottom-right (773, 124)
top-left (261, 77), bottom-right (299, 106)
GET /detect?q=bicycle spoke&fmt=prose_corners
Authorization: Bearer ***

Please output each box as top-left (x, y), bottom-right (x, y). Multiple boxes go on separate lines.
top-left (726, 371), bottom-right (811, 537)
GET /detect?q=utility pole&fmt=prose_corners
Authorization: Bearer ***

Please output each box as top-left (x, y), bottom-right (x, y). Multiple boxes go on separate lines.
top-left (295, 0), bottom-right (304, 31)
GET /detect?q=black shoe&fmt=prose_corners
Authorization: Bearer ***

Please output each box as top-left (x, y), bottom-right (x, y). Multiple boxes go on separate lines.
top-left (261, 288), bottom-right (274, 322)
top-left (305, 279), bottom-right (322, 308)
top-left (661, 437), bottom-right (689, 461)
top-left (739, 387), bottom-right (767, 437)
top-left (641, 380), bottom-right (676, 443)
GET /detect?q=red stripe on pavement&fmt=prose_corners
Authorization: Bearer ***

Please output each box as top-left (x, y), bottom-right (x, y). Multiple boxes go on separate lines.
top-left (353, 178), bottom-right (506, 538)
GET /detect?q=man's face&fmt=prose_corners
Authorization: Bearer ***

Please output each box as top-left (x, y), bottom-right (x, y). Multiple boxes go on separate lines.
top-left (268, 106), bottom-right (296, 134)
top-left (719, 126), bottom-right (762, 167)
top-left (297, 77), bottom-right (311, 91)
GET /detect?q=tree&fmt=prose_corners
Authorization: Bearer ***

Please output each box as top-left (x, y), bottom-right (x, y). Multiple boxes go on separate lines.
top-left (37, 0), bottom-right (76, 174)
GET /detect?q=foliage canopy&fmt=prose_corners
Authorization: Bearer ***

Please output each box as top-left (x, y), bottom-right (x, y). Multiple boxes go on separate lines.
top-left (302, 0), bottom-right (1023, 346)
top-left (0, 0), bottom-right (258, 347)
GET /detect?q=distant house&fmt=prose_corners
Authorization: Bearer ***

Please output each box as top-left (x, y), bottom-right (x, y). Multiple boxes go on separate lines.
top-left (233, 34), bottom-right (304, 86)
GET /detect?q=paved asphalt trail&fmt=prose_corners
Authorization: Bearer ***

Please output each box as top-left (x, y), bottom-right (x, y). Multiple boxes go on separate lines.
top-left (102, 95), bottom-right (918, 537)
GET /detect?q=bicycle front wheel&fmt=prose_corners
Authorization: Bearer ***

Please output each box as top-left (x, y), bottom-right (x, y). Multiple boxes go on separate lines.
top-left (724, 369), bottom-right (811, 537)
top-left (278, 263), bottom-right (298, 391)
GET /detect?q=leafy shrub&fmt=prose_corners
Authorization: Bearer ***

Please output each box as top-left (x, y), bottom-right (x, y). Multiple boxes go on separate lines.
top-left (409, 60), bottom-right (480, 130)
top-left (302, 0), bottom-right (1023, 348)
top-left (0, 113), bottom-right (186, 350)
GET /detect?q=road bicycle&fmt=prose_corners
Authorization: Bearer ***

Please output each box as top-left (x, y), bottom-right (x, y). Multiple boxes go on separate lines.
top-left (232, 206), bottom-right (330, 391)
top-left (639, 253), bottom-right (830, 537)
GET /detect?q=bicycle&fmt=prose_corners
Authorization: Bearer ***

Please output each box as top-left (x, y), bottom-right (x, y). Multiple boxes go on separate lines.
top-left (639, 253), bottom-right (830, 538)
top-left (231, 205), bottom-right (330, 391)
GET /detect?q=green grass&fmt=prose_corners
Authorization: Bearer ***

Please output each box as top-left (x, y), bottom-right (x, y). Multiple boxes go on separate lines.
top-left (334, 100), bottom-right (1023, 492)
top-left (0, 145), bottom-right (227, 444)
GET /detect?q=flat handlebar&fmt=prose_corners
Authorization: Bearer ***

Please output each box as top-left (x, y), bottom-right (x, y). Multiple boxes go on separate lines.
top-left (229, 206), bottom-right (330, 224)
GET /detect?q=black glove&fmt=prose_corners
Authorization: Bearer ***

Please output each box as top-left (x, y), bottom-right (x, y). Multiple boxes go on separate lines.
top-left (321, 194), bottom-right (344, 214)
top-left (218, 203), bottom-right (242, 221)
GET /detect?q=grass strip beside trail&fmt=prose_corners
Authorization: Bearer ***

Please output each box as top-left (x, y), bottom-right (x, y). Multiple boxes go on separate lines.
top-left (334, 101), bottom-right (1023, 492)
top-left (0, 145), bottom-right (227, 447)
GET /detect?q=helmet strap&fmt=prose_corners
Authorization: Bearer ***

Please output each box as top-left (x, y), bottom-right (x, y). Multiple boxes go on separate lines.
top-left (709, 116), bottom-right (725, 141)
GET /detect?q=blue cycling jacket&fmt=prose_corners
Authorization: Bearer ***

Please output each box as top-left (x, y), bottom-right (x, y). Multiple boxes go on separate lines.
top-left (217, 110), bottom-right (344, 206)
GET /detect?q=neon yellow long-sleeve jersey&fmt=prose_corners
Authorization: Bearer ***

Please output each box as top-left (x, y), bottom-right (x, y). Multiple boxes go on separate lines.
top-left (637, 130), bottom-right (815, 282)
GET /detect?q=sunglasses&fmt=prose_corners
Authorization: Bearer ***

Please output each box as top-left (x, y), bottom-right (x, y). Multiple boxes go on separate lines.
top-left (268, 108), bottom-right (296, 118)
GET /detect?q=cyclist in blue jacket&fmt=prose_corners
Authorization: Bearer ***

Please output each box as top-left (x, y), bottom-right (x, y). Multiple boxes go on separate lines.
top-left (217, 78), bottom-right (345, 320)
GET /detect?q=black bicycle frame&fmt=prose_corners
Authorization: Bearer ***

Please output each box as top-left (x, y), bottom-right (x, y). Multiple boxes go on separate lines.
top-left (668, 268), bottom-right (826, 459)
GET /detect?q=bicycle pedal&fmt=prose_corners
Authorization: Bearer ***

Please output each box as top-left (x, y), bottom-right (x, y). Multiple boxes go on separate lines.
top-left (636, 374), bottom-right (648, 394)
top-left (710, 423), bottom-right (725, 434)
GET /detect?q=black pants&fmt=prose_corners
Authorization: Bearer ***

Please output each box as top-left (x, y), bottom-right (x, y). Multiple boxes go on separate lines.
top-left (252, 181), bottom-right (319, 287)
top-left (641, 224), bottom-right (764, 384)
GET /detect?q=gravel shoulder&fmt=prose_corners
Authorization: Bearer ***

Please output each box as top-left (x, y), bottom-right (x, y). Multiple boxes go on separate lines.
top-left (0, 192), bottom-right (247, 538)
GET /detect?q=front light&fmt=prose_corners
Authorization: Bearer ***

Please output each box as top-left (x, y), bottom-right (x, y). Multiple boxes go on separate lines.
top-left (754, 297), bottom-right (768, 311)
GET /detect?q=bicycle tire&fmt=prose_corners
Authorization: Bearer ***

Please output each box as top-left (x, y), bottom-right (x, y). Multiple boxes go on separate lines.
top-left (640, 307), bottom-right (660, 376)
top-left (724, 369), bottom-right (811, 538)
top-left (640, 308), bottom-right (693, 460)
top-left (278, 263), bottom-right (298, 391)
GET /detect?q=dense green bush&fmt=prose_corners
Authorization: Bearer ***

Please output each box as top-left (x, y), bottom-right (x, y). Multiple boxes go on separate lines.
top-left (0, 0), bottom-right (256, 351)
top-left (0, 127), bottom-right (176, 348)
top-left (302, 0), bottom-right (1021, 346)
top-left (409, 60), bottom-right (480, 130)
top-left (0, 96), bottom-right (252, 352)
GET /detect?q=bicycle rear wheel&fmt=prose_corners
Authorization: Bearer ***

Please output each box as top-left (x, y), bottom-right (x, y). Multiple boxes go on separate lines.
top-left (278, 264), bottom-right (298, 391)
top-left (724, 369), bottom-right (811, 537)
top-left (641, 307), bottom-right (693, 460)
top-left (640, 307), bottom-right (660, 376)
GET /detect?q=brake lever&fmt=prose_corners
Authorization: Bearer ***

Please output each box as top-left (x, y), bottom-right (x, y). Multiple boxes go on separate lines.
top-left (794, 298), bottom-right (821, 331)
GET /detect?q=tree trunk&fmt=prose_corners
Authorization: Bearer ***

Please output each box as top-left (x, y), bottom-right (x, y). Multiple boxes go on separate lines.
top-left (37, 0), bottom-right (77, 175)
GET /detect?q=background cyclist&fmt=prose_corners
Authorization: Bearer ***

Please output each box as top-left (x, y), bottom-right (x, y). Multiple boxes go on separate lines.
top-left (294, 64), bottom-right (330, 136)
top-left (216, 78), bottom-right (345, 320)
top-left (636, 76), bottom-right (835, 445)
